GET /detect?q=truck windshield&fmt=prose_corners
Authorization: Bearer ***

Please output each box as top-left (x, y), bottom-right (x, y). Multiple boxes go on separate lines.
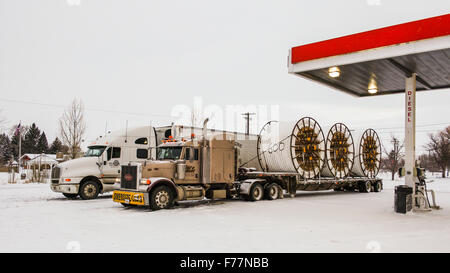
top-left (157, 147), bottom-right (182, 160)
top-left (85, 146), bottom-right (107, 157)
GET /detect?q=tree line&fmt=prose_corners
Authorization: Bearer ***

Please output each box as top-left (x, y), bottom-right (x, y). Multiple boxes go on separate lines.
top-left (0, 123), bottom-right (68, 165)
top-left (381, 125), bottom-right (450, 179)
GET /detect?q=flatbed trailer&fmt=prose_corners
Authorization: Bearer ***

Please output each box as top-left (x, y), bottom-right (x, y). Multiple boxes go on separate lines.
top-left (236, 170), bottom-right (382, 201)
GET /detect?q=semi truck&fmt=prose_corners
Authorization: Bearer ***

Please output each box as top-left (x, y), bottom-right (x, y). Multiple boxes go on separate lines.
top-left (50, 124), bottom-right (259, 200)
top-left (112, 119), bottom-right (383, 210)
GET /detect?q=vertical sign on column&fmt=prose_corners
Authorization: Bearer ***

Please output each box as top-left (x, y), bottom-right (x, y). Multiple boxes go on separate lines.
top-left (405, 73), bottom-right (416, 192)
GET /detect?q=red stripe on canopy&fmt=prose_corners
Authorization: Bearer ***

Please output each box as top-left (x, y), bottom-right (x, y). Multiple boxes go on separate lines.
top-left (291, 14), bottom-right (450, 64)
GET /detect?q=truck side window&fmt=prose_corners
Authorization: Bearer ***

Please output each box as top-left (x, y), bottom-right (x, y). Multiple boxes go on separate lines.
top-left (136, 149), bottom-right (148, 159)
top-left (185, 148), bottom-right (199, 160)
top-left (135, 137), bottom-right (148, 145)
top-left (112, 147), bottom-right (121, 159)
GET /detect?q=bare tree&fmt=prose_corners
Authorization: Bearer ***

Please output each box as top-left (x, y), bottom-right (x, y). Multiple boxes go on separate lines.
top-left (425, 126), bottom-right (450, 178)
top-left (59, 99), bottom-right (86, 159)
top-left (381, 135), bottom-right (404, 180)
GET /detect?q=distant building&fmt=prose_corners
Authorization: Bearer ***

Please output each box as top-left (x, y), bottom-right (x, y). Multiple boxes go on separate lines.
top-left (19, 154), bottom-right (62, 168)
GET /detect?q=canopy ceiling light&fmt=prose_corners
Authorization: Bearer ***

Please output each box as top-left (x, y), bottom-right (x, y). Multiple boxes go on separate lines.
top-left (368, 75), bottom-right (378, 94)
top-left (328, 66), bottom-right (340, 78)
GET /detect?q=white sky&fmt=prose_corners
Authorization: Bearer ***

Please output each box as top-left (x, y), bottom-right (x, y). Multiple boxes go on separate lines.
top-left (1, 0), bottom-right (449, 153)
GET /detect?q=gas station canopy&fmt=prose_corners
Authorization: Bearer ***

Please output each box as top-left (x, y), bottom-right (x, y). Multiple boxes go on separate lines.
top-left (288, 14), bottom-right (450, 97)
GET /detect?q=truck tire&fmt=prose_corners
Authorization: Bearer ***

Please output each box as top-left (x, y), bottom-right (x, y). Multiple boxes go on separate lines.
top-left (245, 183), bottom-right (264, 202)
top-left (359, 181), bottom-right (371, 193)
top-left (150, 185), bottom-right (174, 210)
top-left (63, 193), bottom-right (78, 199)
top-left (79, 181), bottom-right (100, 200)
top-left (265, 183), bottom-right (279, 200)
top-left (373, 181), bottom-right (382, 192)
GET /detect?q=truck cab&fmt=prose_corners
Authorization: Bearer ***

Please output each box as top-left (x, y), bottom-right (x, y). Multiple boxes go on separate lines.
top-left (113, 134), bottom-right (238, 210)
top-left (50, 126), bottom-right (157, 199)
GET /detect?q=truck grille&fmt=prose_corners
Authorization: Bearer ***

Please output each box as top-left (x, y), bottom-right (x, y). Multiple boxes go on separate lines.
top-left (121, 165), bottom-right (138, 190)
top-left (51, 166), bottom-right (61, 183)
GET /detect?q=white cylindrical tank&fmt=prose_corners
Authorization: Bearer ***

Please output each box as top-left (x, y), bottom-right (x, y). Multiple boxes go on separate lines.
top-left (321, 123), bottom-right (355, 178)
top-left (257, 117), bottom-right (326, 179)
top-left (351, 128), bottom-right (381, 178)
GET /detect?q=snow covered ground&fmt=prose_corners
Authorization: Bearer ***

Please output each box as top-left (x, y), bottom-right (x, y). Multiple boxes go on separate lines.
top-left (0, 172), bottom-right (450, 253)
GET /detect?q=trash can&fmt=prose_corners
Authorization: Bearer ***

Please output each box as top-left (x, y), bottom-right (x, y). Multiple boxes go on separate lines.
top-left (395, 185), bottom-right (413, 214)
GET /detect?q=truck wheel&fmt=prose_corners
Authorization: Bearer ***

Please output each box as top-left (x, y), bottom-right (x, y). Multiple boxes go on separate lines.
top-left (359, 181), bottom-right (371, 193)
top-left (373, 181), bottom-right (382, 192)
top-left (246, 183), bottom-right (264, 202)
top-left (79, 181), bottom-right (100, 200)
top-left (62, 193), bottom-right (78, 199)
top-left (150, 185), bottom-right (174, 210)
top-left (265, 183), bottom-right (279, 200)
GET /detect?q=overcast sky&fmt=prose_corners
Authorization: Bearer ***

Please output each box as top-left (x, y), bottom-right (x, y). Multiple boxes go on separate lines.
top-left (0, 0), bottom-right (449, 153)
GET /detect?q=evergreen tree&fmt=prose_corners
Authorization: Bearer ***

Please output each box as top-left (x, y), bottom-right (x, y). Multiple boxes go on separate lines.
top-left (36, 132), bottom-right (49, 153)
top-left (49, 137), bottom-right (63, 154)
top-left (23, 123), bottom-right (41, 154)
top-left (0, 133), bottom-right (12, 165)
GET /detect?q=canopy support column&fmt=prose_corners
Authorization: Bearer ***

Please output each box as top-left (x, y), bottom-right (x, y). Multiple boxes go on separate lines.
top-left (404, 73), bottom-right (416, 196)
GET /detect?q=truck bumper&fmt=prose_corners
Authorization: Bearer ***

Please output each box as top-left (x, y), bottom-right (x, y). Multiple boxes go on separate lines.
top-left (112, 189), bottom-right (149, 206)
top-left (51, 183), bottom-right (80, 194)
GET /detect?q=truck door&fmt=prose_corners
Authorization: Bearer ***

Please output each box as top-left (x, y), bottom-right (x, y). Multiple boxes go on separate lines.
top-left (185, 147), bottom-right (200, 182)
top-left (102, 147), bottom-right (122, 179)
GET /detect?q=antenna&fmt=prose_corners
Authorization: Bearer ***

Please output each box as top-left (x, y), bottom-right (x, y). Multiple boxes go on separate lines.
top-left (125, 120), bottom-right (128, 143)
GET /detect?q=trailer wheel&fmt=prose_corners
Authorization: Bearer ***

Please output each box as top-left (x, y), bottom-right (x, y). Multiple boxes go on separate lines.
top-left (150, 185), bottom-right (174, 210)
top-left (265, 183), bottom-right (279, 200)
top-left (373, 181), bottom-right (382, 192)
top-left (246, 183), bottom-right (264, 202)
top-left (359, 181), bottom-right (371, 193)
top-left (63, 193), bottom-right (78, 199)
top-left (79, 181), bottom-right (100, 200)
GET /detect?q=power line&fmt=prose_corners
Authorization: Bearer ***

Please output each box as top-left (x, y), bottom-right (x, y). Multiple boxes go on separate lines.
top-left (370, 122), bottom-right (450, 131)
top-left (0, 98), bottom-right (174, 119)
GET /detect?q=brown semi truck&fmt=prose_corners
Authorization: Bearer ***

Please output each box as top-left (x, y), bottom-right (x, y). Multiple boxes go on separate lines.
top-left (112, 120), bottom-right (382, 210)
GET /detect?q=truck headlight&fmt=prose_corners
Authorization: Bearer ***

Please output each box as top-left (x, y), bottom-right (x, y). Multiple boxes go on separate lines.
top-left (140, 178), bottom-right (151, 185)
top-left (115, 178), bottom-right (121, 183)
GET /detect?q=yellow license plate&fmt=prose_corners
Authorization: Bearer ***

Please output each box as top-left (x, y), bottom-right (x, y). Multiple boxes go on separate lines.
top-left (113, 191), bottom-right (145, 206)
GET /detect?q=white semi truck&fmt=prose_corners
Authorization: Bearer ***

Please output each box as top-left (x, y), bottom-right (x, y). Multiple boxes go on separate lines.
top-left (50, 125), bottom-right (259, 199)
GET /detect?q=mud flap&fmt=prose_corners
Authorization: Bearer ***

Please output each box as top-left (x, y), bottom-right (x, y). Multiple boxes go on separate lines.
top-left (288, 177), bottom-right (296, 198)
top-left (277, 184), bottom-right (284, 199)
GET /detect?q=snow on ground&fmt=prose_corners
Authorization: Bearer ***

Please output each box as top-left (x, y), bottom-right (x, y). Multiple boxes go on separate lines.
top-left (0, 172), bottom-right (450, 253)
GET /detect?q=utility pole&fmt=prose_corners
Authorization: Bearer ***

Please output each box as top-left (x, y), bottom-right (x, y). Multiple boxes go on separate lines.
top-left (241, 112), bottom-right (256, 135)
top-left (18, 121), bottom-right (22, 184)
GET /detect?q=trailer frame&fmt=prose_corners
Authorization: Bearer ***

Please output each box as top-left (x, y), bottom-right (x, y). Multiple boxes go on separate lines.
top-left (237, 170), bottom-right (382, 197)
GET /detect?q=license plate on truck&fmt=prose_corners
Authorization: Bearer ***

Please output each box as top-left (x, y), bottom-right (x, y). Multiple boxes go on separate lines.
top-left (113, 191), bottom-right (145, 206)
